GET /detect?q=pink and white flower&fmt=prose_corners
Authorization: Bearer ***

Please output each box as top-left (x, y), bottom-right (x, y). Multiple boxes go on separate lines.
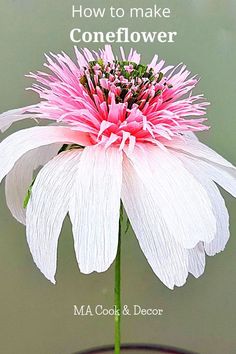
top-left (0, 45), bottom-right (235, 289)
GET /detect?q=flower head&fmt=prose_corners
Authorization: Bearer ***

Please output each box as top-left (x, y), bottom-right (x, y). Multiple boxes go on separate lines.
top-left (0, 45), bottom-right (235, 289)
top-left (24, 45), bottom-right (209, 151)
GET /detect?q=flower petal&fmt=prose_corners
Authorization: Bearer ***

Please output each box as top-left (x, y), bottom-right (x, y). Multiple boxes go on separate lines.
top-left (169, 138), bottom-right (236, 197)
top-left (122, 154), bottom-right (189, 289)
top-left (5, 143), bottom-right (61, 224)
top-left (126, 145), bottom-right (217, 248)
top-left (0, 126), bottom-right (91, 183)
top-left (183, 131), bottom-right (199, 141)
top-left (177, 153), bottom-right (230, 256)
top-left (189, 158), bottom-right (236, 198)
top-left (26, 150), bottom-right (82, 283)
top-left (69, 146), bottom-right (122, 274)
top-left (188, 243), bottom-right (206, 278)
top-left (168, 138), bottom-right (234, 169)
top-left (0, 105), bottom-right (40, 132)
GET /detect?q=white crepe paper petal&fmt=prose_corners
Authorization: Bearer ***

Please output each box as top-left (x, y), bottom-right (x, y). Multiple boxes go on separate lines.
top-left (69, 145), bottom-right (123, 274)
top-left (5, 143), bottom-right (61, 224)
top-left (26, 150), bottom-right (82, 283)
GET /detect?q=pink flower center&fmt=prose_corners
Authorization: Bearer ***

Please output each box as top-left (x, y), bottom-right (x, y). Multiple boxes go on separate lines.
top-left (28, 47), bottom-right (209, 150)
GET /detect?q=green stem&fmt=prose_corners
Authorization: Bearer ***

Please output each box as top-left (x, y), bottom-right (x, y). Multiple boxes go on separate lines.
top-left (114, 211), bottom-right (122, 354)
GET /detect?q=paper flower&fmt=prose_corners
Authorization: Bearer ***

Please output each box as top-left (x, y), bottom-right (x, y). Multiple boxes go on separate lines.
top-left (0, 45), bottom-right (235, 289)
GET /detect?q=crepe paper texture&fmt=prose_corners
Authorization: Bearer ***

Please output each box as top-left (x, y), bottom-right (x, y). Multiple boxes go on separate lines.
top-left (0, 45), bottom-right (235, 290)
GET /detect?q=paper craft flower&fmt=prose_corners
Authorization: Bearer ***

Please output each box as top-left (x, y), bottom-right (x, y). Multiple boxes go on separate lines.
top-left (0, 45), bottom-right (235, 289)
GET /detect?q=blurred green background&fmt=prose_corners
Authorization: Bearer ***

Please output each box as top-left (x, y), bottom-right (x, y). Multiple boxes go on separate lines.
top-left (0, 1), bottom-right (235, 353)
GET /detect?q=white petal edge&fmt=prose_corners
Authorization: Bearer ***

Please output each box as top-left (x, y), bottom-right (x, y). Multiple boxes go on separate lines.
top-left (0, 126), bottom-right (91, 183)
top-left (188, 243), bottom-right (206, 278)
top-left (167, 138), bottom-right (235, 169)
top-left (187, 157), bottom-right (236, 198)
top-left (183, 131), bottom-right (199, 141)
top-left (122, 153), bottom-right (189, 289)
top-left (175, 135), bottom-right (208, 277)
top-left (69, 145), bottom-right (122, 274)
top-left (26, 150), bottom-right (82, 283)
top-left (176, 152), bottom-right (230, 256)
top-left (5, 143), bottom-right (61, 224)
top-left (126, 145), bottom-right (217, 248)
top-left (0, 105), bottom-right (41, 132)
top-left (168, 138), bottom-right (236, 197)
